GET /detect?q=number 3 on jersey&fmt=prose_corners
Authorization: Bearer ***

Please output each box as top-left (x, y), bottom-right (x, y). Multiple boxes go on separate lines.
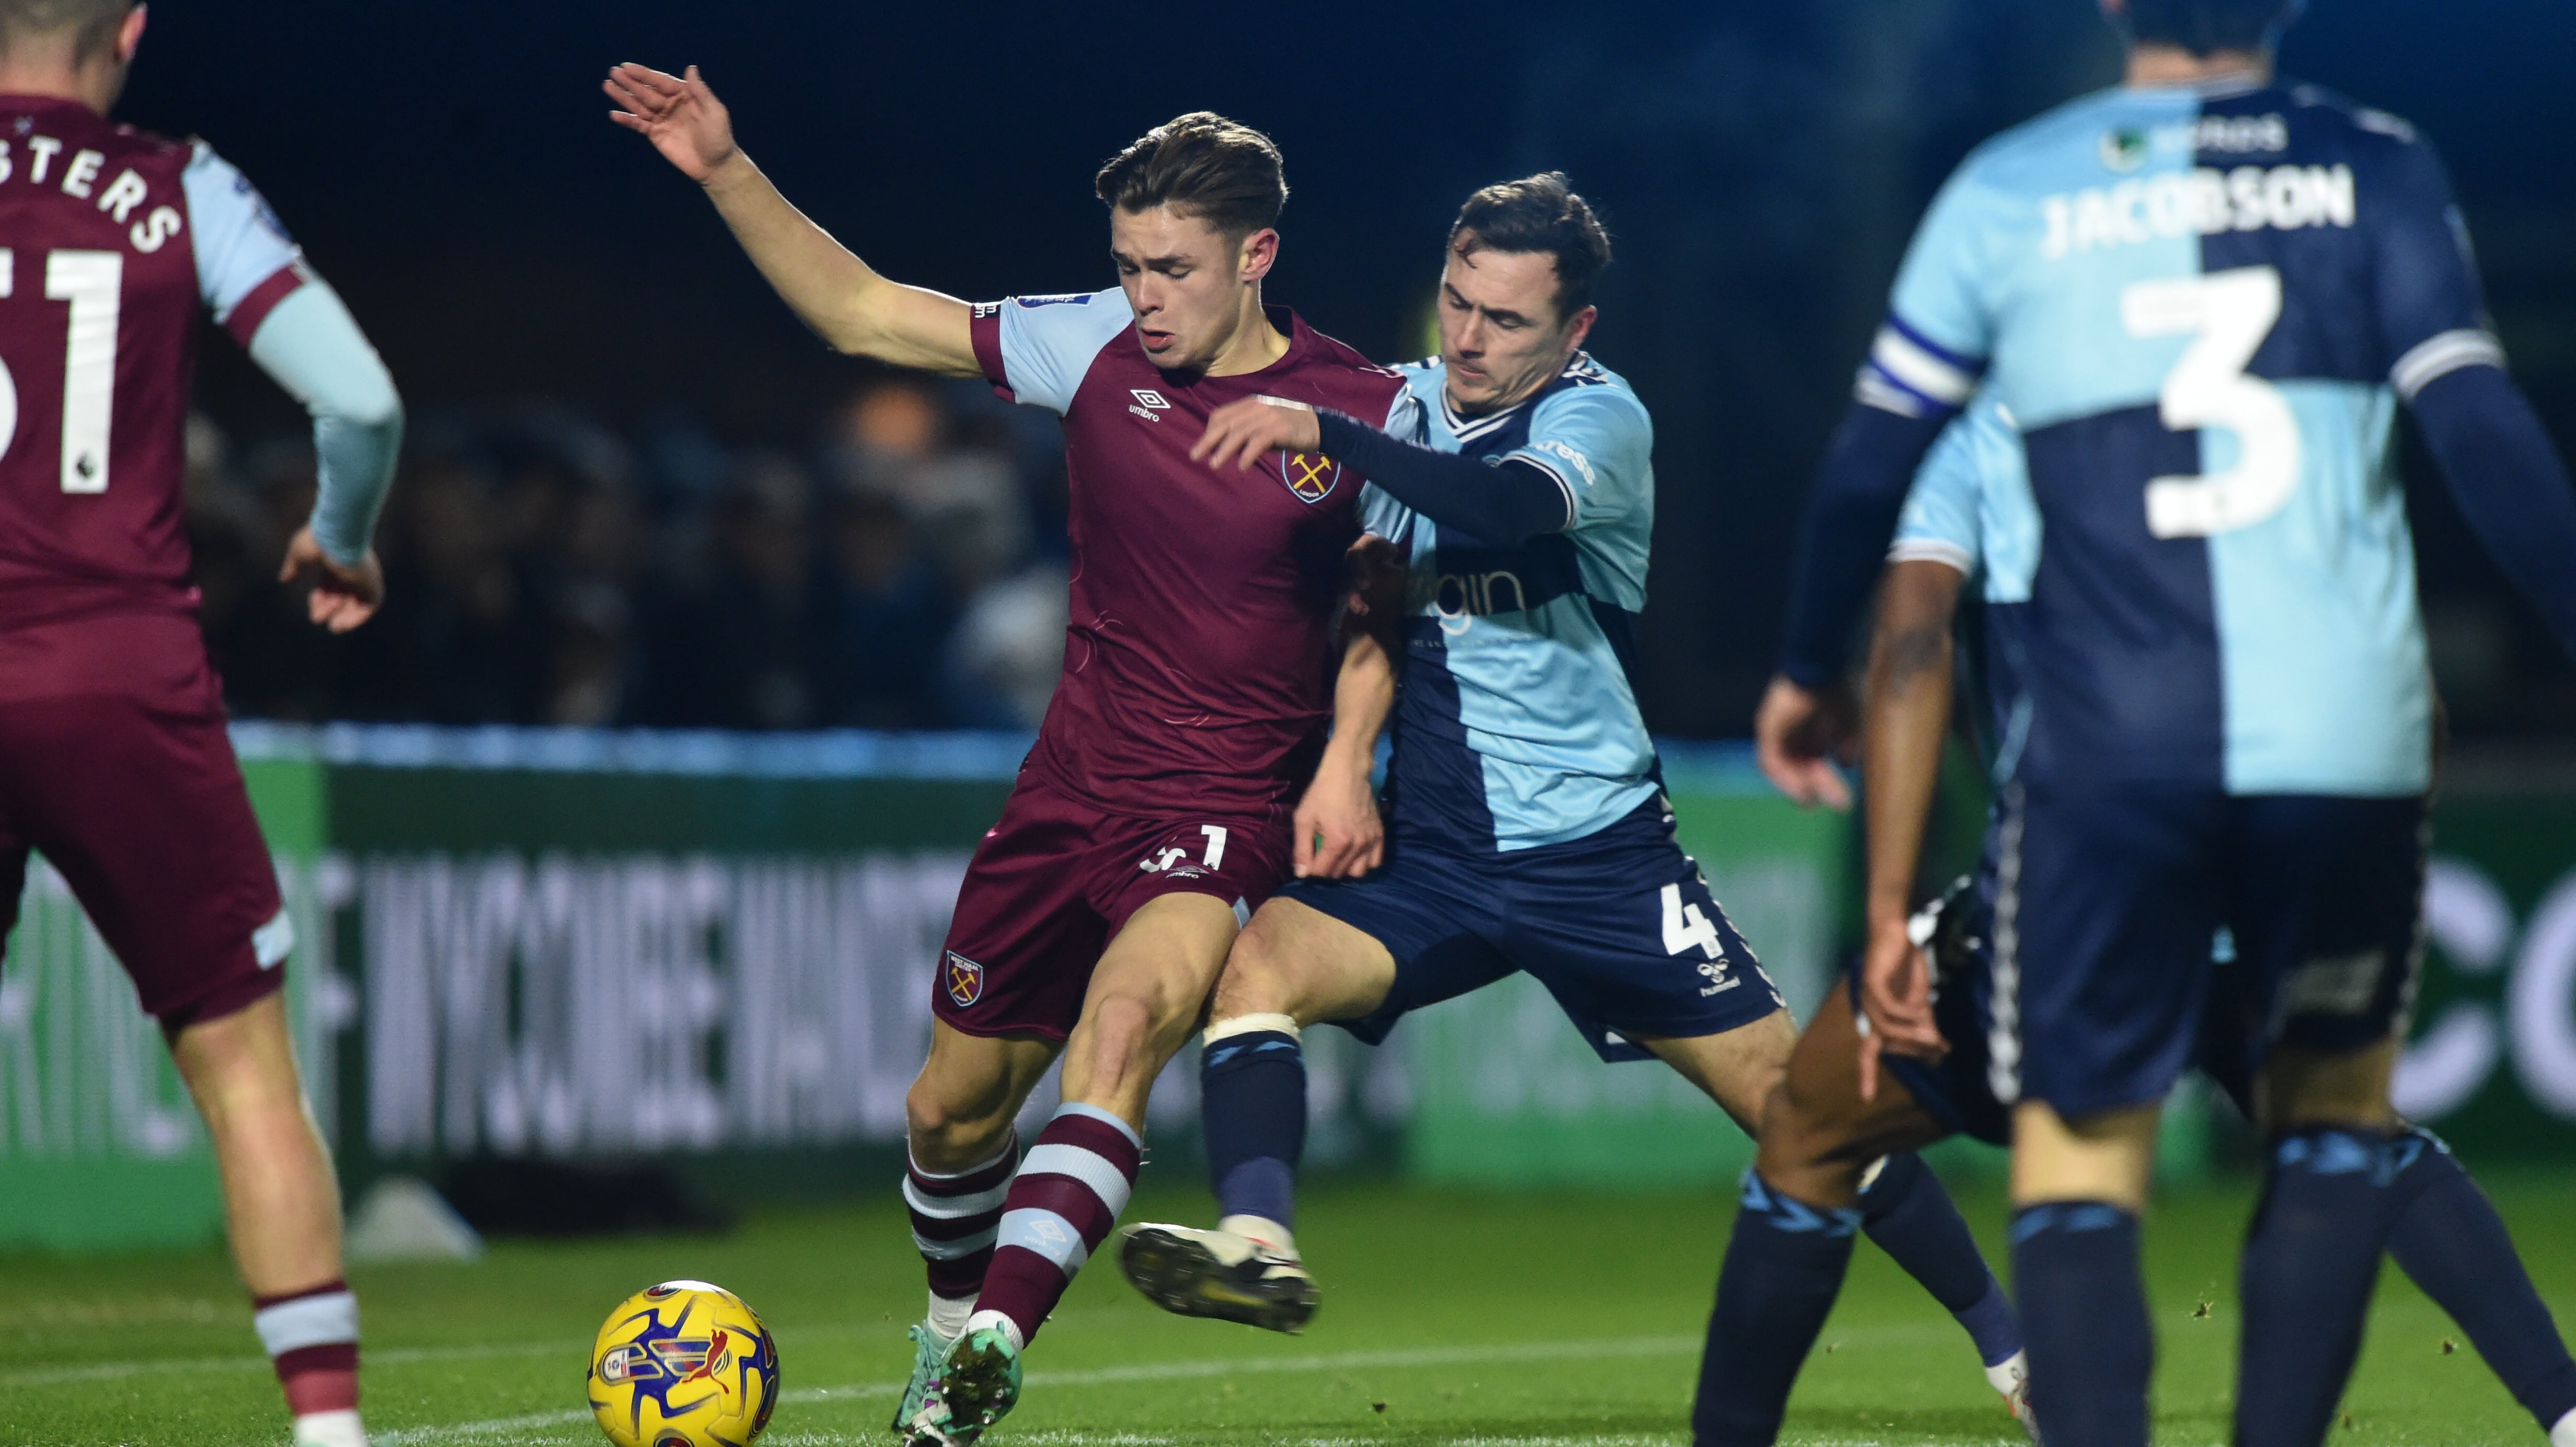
top-left (2122, 265), bottom-right (2298, 539)
top-left (0, 247), bottom-right (123, 493)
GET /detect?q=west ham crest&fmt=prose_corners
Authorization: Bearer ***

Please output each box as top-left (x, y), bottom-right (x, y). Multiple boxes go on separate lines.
top-left (1279, 450), bottom-right (1341, 504)
top-left (944, 950), bottom-right (986, 1007)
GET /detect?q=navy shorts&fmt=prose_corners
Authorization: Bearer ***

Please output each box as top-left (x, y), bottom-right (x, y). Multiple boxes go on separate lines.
top-left (1868, 880), bottom-right (2014, 1146)
top-left (1279, 798), bottom-right (1785, 1062)
top-left (1987, 785), bottom-right (2425, 1120)
top-left (1882, 795), bottom-right (2418, 1145)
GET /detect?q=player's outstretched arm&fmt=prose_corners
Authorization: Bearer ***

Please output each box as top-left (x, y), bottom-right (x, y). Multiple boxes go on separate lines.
top-left (1194, 397), bottom-right (1570, 547)
top-left (1855, 557), bottom-right (1963, 1099)
top-left (604, 63), bottom-right (978, 377)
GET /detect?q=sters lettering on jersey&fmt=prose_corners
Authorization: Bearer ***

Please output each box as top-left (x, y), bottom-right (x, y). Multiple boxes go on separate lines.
top-left (0, 95), bottom-right (308, 634)
top-left (1861, 78), bottom-right (2503, 797)
top-left (1369, 351), bottom-right (1660, 853)
top-left (965, 289), bottom-right (1416, 818)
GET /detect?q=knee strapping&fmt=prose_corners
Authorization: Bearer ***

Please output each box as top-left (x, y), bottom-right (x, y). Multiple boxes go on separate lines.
top-left (1205, 1012), bottom-right (1300, 1046)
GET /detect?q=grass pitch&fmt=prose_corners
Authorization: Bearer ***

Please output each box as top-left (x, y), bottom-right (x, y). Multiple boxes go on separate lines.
top-left (2, 1172), bottom-right (2568, 1446)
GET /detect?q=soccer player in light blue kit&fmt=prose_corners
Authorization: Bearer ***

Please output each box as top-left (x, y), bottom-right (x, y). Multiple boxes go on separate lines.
top-left (1114, 174), bottom-right (2036, 1427)
top-left (1696, 393), bottom-right (2576, 1446)
top-left (1758, 2), bottom-right (2576, 1444)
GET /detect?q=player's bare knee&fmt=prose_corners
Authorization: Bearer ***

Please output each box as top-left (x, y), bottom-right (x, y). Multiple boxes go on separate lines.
top-left (1754, 1081), bottom-right (1864, 1206)
top-left (1211, 918), bottom-right (1299, 1022)
top-left (904, 1074), bottom-right (1013, 1168)
top-left (1084, 991), bottom-right (1159, 1065)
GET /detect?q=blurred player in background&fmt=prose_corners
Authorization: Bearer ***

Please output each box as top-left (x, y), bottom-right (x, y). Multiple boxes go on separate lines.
top-left (0, 3), bottom-right (403, 1445)
top-left (1760, 0), bottom-right (2576, 1442)
top-left (1116, 176), bottom-right (2034, 1428)
top-left (1699, 398), bottom-right (2576, 1447)
top-left (605, 66), bottom-right (1417, 1447)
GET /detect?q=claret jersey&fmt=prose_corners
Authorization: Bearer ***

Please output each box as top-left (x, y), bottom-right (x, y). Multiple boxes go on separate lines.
top-left (968, 291), bottom-right (1414, 817)
top-left (0, 96), bottom-right (310, 634)
top-left (1861, 77), bottom-right (2495, 796)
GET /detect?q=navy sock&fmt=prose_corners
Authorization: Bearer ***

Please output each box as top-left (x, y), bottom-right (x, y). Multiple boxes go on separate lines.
top-left (2011, 1202), bottom-right (2150, 1447)
top-left (1200, 1026), bottom-right (1306, 1230)
top-left (1691, 1172), bottom-right (1861, 1447)
top-left (1859, 1153), bottom-right (2023, 1369)
top-left (2236, 1128), bottom-right (2405, 1447)
top-left (2384, 1129), bottom-right (2576, 1431)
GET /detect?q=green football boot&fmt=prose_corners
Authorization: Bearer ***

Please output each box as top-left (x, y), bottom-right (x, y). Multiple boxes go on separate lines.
top-left (889, 1323), bottom-right (956, 1437)
top-left (1118, 1222), bottom-right (1319, 1334)
top-left (905, 1326), bottom-right (1021, 1447)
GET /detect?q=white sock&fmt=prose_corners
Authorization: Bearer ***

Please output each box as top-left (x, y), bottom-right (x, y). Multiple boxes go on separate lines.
top-left (926, 1292), bottom-right (973, 1341)
top-left (293, 1408), bottom-right (367, 1447)
top-left (1984, 1348), bottom-right (2030, 1400)
top-left (2549, 1405), bottom-right (2576, 1447)
top-left (963, 1308), bottom-right (1025, 1353)
top-left (1218, 1213), bottom-right (1298, 1260)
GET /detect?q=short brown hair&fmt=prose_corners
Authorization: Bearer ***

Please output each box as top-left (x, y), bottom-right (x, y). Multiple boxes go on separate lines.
top-left (0, 0), bottom-right (133, 61)
top-left (1449, 173), bottom-right (1613, 320)
top-left (1094, 112), bottom-right (1287, 240)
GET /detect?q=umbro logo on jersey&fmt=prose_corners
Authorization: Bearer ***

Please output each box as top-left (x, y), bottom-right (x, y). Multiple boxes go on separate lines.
top-left (1279, 450), bottom-right (1340, 504)
top-left (1129, 388), bottom-right (1170, 422)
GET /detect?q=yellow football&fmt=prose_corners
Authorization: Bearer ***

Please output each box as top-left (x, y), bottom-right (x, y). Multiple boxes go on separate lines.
top-left (587, 1279), bottom-right (780, 1447)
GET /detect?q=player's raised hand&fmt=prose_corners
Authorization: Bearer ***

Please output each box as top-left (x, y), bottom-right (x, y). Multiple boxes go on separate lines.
top-left (1194, 395), bottom-right (1321, 474)
top-left (1856, 913), bottom-right (1946, 1101)
top-left (604, 63), bottom-right (739, 182)
top-left (278, 526), bottom-right (385, 634)
top-left (1293, 758), bottom-right (1384, 880)
top-left (1754, 674), bottom-right (1857, 810)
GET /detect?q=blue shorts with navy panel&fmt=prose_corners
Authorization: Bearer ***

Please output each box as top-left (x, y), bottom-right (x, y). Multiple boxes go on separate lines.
top-left (1282, 796), bottom-right (1785, 1061)
top-left (1885, 790), bottom-right (2426, 1139)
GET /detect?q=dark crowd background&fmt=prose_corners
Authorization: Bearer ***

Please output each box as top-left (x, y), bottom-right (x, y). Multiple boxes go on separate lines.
top-left (131, 1), bottom-right (2576, 738)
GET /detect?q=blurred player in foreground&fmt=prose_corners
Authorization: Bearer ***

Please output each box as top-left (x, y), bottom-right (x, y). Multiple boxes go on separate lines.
top-left (1761, 0), bottom-right (2576, 1441)
top-left (1697, 399), bottom-right (2576, 1447)
top-left (605, 66), bottom-right (1419, 1447)
top-left (0, 4), bottom-right (402, 1445)
top-left (1115, 175), bottom-right (2034, 1427)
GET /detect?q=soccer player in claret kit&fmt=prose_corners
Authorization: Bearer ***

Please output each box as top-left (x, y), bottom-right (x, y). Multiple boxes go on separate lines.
top-left (606, 65), bottom-right (1414, 1446)
top-left (1109, 175), bottom-right (2033, 1429)
top-left (1756, 0), bottom-right (2576, 1442)
top-left (0, 4), bottom-right (403, 1446)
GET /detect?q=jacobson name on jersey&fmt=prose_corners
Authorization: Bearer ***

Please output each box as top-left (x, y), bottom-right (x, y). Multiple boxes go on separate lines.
top-left (1857, 78), bottom-right (2502, 798)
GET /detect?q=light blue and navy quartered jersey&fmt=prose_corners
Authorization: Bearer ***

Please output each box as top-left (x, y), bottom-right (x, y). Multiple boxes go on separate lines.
top-left (1859, 77), bottom-right (2500, 797)
top-left (1369, 353), bottom-right (1659, 853)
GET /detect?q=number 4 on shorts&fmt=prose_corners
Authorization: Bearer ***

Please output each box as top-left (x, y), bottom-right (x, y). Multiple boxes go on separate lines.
top-left (1661, 882), bottom-right (1723, 960)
